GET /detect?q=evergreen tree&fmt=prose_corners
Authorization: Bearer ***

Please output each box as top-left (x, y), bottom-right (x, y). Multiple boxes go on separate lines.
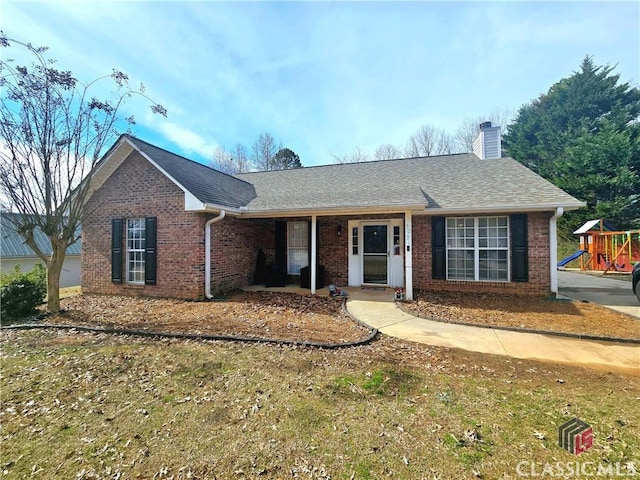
top-left (503, 56), bottom-right (640, 234)
top-left (272, 148), bottom-right (302, 170)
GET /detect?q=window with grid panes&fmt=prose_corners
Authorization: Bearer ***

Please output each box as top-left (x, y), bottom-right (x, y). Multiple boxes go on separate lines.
top-left (446, 217), bottom-right (509, 281)
top-left (126, 218), bottom-right (146, 284)
top-left (287, 221), bottom-right (308, 274)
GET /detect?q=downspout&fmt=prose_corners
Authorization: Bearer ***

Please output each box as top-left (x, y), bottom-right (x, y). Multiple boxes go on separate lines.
top-left (550, 207), bottom-right (564, 295)
top-left (205, 210), bottom-right (226, 299)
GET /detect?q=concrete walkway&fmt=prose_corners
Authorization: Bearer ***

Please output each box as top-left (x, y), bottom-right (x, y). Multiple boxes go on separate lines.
top-left (346, 289), bottom-right (640, 376)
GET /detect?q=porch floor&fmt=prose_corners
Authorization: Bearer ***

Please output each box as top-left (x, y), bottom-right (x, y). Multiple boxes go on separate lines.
top-left (242, 284), bottom-right (396, 302)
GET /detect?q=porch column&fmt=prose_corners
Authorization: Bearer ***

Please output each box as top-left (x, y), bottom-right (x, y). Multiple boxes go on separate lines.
top-left (311, 214), bottom-right (317, 294)
top-left (404, 211), bottom-right (413, 300)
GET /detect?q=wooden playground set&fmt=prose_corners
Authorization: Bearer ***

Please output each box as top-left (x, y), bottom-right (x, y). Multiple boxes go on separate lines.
top-left (558, 219), bottom-right (640, 273)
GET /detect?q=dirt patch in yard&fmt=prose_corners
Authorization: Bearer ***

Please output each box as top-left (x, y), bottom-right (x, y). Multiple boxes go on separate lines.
top-left (39, 292), bottom-right (371, 345)
top-left (399, 291), bottom-right (640, 340)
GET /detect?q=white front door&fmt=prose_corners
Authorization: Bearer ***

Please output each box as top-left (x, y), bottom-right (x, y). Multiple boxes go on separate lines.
top-left (348, 219), bottom-right (404, 287)
top-left (362, 224), bottom-right (388, 284)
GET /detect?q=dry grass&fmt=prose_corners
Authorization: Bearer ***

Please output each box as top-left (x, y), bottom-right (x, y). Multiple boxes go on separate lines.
top-left (3, 288), bottom-right (638, 477)
top-left (1, 328), bottom-right (639, 479)
top-left (59, 286), bottom-right (81, 300)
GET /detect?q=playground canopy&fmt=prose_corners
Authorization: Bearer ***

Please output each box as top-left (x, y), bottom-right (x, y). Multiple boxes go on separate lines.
top-left (573, 219), bottom-right (617, 234)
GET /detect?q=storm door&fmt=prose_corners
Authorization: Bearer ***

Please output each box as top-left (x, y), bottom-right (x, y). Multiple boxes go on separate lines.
top-left (362, 224), bottom-right (388, 284)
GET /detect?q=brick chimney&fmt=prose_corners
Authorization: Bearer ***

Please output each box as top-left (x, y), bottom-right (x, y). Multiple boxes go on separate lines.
top-left (473, 121), bottom-right (501, 159)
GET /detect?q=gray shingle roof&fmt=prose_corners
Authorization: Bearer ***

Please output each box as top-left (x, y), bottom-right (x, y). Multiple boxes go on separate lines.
top-left (1, 213), bottom-right (81, 258)
top-left (126, 135), bottom-right (256, 209)
top-left (236, 153), bottom-right (584, 213)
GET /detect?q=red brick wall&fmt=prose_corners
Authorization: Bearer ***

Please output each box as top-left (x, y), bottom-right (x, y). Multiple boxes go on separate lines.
top-left (317, 217), bottom-right (348, 286)
top-left (82, 152), bottom-right (208, 299)
top-left (210, 217), bottom-right (270, 293)
top-left (83, 153), bottom-right (552, 299)
top-left (82, 152), bottom-right (268, 299)
top-left (411, 212), bottom-right (552, 295)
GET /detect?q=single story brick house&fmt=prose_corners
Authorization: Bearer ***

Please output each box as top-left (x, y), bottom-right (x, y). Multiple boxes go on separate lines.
top-left (81, 123), bottom-right (584, 300)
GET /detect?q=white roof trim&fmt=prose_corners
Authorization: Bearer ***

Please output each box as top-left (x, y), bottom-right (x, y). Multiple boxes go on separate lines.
top-left (416, 203), bottom-right (585, 216)
top-left (236, 204), bottom-right (427, 218)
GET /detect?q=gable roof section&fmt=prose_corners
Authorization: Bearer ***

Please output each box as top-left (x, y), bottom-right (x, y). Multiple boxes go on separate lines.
top-left (90, 136), bottom-right (584, 216)
top-left (237, 154), bottom-right (585, 215)
top-left (1, 213), bottom-right (81, 258)
top-left (88, 135), bottom-right (256, 211)
top-left (128, 136), bottom-right (256, 209)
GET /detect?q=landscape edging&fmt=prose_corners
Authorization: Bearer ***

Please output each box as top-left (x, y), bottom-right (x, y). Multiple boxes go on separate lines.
top-left (0, 298), bottom-right (379, 349)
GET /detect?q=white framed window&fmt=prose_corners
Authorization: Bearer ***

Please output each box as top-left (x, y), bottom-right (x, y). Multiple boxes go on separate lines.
top-left (126, 218), bottom-right (146, 284)
top-left (287, 221), bottom-right (308, 274)
top-left (446, 216), bottom-right (509, 281)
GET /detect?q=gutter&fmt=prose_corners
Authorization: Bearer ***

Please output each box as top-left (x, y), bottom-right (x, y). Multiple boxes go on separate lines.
top-left (205, 210), bottom-right (226, 299)
top-left (549, 207), bottom-right (564, 295)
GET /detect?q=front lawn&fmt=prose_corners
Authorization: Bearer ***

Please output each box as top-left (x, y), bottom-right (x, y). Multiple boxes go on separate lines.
top-left (1, 329), bottom-right (638, 479)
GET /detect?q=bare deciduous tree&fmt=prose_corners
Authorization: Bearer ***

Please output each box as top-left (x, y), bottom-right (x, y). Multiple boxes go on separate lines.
top-left (210, 145), bottom-right (235, 175)
top-left (373, 143), bottom-right (402, 160)
top-left (331, 146), bottom-right (370, 164)
top-left (453, 109), bottom-right (514, 153)
top-left (251, 132), bottom-right (281, 171)
top-left (232, 143), bottom-right (250, 173)
top-left (210, 144), bottom-right (250, 175)
top-left (0, 33), bottom-right (166, 312)
top-left (404, 124), bottom-right (454, 157)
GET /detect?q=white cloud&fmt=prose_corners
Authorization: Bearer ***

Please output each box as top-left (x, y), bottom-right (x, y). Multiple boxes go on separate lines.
top-left (156, 122), bottom-right (219, 160)
top-left (2, 1), bottom-right (637, 167)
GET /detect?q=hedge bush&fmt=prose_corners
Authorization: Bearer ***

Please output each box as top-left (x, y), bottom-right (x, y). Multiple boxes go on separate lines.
top-left (1, 264), bottom-right (47, 321)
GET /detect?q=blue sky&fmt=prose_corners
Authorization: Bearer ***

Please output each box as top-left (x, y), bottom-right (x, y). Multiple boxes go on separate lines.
top-left (2, 1), bottom-right (638, 167)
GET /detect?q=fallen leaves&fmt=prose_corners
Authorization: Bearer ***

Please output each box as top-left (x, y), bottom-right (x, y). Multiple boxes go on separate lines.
top-left (39, 292), bottom-right (371, 345)
top-left (400, 290), bottom-right (640, 339)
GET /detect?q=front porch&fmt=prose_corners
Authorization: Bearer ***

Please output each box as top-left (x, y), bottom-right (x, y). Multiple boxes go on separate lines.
top-left (220, 212), bottom-right (415, 299)
top-left (242, 283), bottom-right (399, 302)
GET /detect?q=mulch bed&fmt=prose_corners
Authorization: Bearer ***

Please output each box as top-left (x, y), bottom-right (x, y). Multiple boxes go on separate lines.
top-left (6, 289), bottom-right (639, 344)
top-left (399, 290), bottom-right (640, 340)
top-left (36, 291), bottom-right (372, 345)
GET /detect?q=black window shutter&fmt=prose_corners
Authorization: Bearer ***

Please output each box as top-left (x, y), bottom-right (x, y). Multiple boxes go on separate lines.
top-left (432, 216), bottom-right (446, 279)
top-left (511, 214), bottom-right (528, 282)
top-left (145, 217), bottom-right (157, 285)
top-left (111, 218), bottom-right (123, 284)
top-left (275, 221), bottom-right (287, 272)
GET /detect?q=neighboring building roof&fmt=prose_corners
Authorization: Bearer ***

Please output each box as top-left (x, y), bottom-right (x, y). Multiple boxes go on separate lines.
top-left (0, 213), bottom-right (81, 258)
top-left (126, 136), bottom-right (257, 209)
top-left (237, 153), bottom-right (585, 214)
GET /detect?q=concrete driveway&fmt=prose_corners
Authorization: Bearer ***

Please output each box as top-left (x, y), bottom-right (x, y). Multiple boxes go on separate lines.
top-left (558, 270), bottom-right (639, 318)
